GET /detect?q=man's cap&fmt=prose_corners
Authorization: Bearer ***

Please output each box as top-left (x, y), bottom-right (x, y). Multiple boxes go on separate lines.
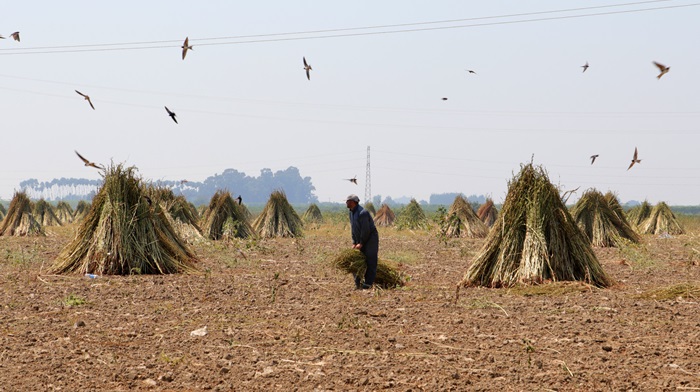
top-left (346, 194), bottom-right (360, 203)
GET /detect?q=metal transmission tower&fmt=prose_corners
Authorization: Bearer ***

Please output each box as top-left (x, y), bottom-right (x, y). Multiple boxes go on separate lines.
top-left (364, 146), bottom-right (371, 203)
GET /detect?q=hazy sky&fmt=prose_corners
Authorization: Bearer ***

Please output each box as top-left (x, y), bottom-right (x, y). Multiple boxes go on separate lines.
top-left (2, 1), bottom-right (699, 205)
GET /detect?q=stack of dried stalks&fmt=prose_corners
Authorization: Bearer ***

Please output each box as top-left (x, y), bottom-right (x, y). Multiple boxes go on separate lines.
top-left (55, 201), bottom-right (75, 224)
top-left (33, 199), bottom-right (62, 227)
top-left (332, 249), bottom-right (406, 289)
top-left (571, 189), bottom-right (640, 247)
top-left (253, 190), bottom-right (303, 238)
top-left (477, 198), bottom-right (499, 227)
top-left (148, 187), bottom-right (203, 241)
top-left (201, 190), bottom-right (254, 240)
top-left (639, 202), bottom-right (684, 235)
top-left (0, 202), bottom-right (6, 221)
top-left (50, 164), bottom-right (198, 275)
top-left (627, 201), bottom-right (652, 228)
top-left (0, 192), bottom-right (44, 236)
top-left (396, 199), bottom-right (428, 230)
top-left (302, 204), bottom-right (324, 224)
top-left (441, 195), bottom-right (488, 238)
top-left (604, 192), bottom-right (627, 223)
top-left (373, 204), bottom-right (395, 227)
top-left (73, 200), bottom-right (91, 222)
top-left (460, 163), bottom-right (612, 288)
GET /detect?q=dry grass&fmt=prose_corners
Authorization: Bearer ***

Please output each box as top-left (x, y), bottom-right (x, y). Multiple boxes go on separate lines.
top-left (635, 282), bottom-right (700, 300)
top-left (506, 281), bottom-right (597, 296)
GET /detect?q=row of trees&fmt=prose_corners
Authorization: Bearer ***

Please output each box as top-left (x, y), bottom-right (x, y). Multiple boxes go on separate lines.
top-left (20, 167), bottom-right (318, 205)
top-left (21, 172), bottom-right (497, 208)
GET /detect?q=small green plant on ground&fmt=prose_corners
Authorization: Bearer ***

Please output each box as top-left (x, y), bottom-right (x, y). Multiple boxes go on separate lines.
top-left (63, 294), bottom-right (87, 307)
top-left (382, 250), bottom-right (420, 265)
top-left (616, 239), bottom-right (657, 269)
top-left (522, 338), bottom-right (535, 366)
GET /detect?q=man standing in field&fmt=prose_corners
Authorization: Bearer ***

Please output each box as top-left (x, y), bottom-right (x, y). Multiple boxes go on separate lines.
top-left (346, 194), bottom-right (379, 290)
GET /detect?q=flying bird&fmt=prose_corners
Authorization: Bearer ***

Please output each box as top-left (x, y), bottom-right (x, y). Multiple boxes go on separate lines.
top-left (164, 106), bottom-right (178, 124)
top-left (590, 154), bottom-right (599, 164)
top-left (303, 57), bottom-right (312, 80)
top-left (653, 61), bottom-right (669, 79)
top-left (236, 195), bottom-right (242, 205)
top-left (75, 150), bottom-right (103, 170)
top-left (466, 69), bottom-right (477, 74)
top-left (441, 97), bottom-right (448, 101)
top-left (10, 32), bottom-right (20, 42)
top-left (345, 176), bottom-right (358, 185)
top-left (181, 37), bottom-right (192, 60)
top-left (0, 34), bottom-right (4, 39)
top-left (627, 147), bottom-right (641, 170)
top-left (581, 61), bottom-right (589, 73)
top-left (75, 90), bottom-right (95, 110)
top-left (180, 179), bottom-right (189, 185)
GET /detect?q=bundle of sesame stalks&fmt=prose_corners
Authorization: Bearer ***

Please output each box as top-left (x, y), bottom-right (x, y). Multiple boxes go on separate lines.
top-left (332, 249), bottom-right (407, 289)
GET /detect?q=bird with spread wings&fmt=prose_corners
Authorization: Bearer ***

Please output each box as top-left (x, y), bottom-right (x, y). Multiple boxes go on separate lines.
top-left (75, 150), bottom-right (104, 170)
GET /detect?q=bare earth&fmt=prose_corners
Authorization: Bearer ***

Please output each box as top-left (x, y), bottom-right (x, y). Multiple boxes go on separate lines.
top-left (1, 221), bottom-right (699, 391)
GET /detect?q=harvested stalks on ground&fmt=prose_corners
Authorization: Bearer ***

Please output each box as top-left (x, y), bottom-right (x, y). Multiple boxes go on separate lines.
top-left (636, 282), bottom-right (700, 300)
top-left (332, 249), bottom-right (406, 289)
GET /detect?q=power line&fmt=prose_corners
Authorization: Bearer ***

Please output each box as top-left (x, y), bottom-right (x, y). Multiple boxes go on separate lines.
top-left (0, 0), bottom-right (673, 51)
top-left (3, 83), bottom-right (698, 134)
top-left (4, 72), bottom-right (700, 118)
top-left (1, 2), bottom-right (697, 56)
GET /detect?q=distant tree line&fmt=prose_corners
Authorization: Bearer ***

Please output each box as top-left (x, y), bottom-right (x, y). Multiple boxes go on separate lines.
top-left (429, 193), bottom-right (486, 206)
top-left (19, 167), bottom-right (318, 205)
